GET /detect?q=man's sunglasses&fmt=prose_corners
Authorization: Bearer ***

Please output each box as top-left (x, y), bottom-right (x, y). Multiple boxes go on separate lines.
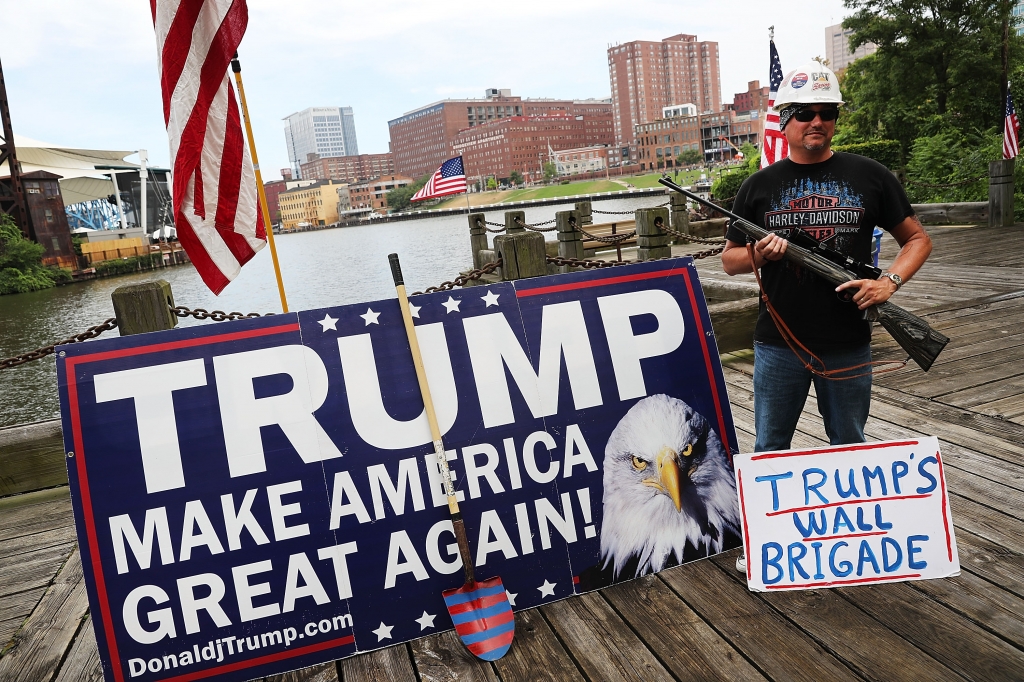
top-left (793, 108), bottom-right (839, 123)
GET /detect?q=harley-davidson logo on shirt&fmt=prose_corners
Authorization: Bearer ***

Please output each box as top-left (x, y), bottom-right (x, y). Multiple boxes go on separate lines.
top-left (764, 192), bottom-right (864, 237)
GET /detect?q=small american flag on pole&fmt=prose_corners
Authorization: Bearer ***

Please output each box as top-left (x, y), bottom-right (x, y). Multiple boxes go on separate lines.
top-left (1004, 83), bottom-right (1019, 160)
top-left (411, 156), bottom-right (467, 201)
top-left (152, 0), bottom-right (266, 295)
top-left (761, 39), bottom-right (789, 168)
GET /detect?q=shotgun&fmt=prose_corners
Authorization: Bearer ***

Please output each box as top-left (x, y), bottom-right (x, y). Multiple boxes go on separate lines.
top-left (658, 178), bottom-right (949, 371)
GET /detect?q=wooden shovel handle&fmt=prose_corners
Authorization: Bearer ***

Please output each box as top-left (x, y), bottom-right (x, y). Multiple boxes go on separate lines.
top-left (389, 253), bottom-right (475, 584)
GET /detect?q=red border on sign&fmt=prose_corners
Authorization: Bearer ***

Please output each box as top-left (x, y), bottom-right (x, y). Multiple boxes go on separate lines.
top-left (514, 267), bottom-right (687, 298)
top-left (765, 573), bottom-right (923, 589)
top-left (64, 322), bottom-right (312, 682)
top-left (751, 440), bottom-right (919, 460)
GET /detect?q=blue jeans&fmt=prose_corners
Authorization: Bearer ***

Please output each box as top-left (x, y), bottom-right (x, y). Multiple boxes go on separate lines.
top-left (753, 341), bottom-right (872, 452)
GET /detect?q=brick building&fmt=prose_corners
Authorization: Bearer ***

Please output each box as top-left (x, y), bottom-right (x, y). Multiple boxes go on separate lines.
top-left (299, 152), bottom-right (395, 183)
top-left (634, 108), bottom-right (762, 170)
top-left (348, 174), bottom-right (414, 214)
top-left (732, 80), bottom-right (771, 114)
top-left (607, 34), bottom-right (722, 150)
top-left (387, 89), bottom-right (613, 179)
top-left (452, 113), bottom-right (614, 183)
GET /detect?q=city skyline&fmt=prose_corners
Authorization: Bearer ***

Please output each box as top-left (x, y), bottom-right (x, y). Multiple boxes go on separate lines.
top-left (2, 0), bottom-right (854, 182)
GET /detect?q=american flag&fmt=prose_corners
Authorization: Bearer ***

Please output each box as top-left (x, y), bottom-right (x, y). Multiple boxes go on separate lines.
top-left (152, 0), bottom-right (266, 295)
top-left (761, 40), bottom-right (789, 168)
top-left (411, 156), bottom-right (467, 201)
top-left (1005, 83), bottom-right (1019, 160)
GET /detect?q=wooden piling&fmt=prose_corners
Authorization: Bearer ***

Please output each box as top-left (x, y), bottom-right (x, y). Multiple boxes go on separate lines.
top-left (110, 280), bottom-right (177, 336)
top-left (493, 230), bottom-right (547, 280)
top-left (635, 207), bottom-right (672, 261)
top-left (989, 160), bottom-right (1015, 227)
top-left (670, 192), bottom-right (690, 240)
top-left (556, 210), bottom-right (583, 273)
top-left (574, 200), bottom-right (593, 228)
top-left (468, 212), bottom-right (488, 269)
top-left (505, 210), bottom-right (526, 233)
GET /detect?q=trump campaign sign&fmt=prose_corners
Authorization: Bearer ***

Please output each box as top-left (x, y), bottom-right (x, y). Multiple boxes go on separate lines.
top-left (57, 257), bottom-right (743, 681)
top-left (734, 437), bottom-right (960, 592)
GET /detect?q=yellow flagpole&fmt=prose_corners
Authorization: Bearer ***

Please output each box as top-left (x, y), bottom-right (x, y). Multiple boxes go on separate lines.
top-left (231, 53), bottom-right (289, 313)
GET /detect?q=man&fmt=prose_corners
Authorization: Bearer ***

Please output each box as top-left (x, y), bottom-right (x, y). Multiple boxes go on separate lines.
top-left (720, 62), bottom-right (932, 571)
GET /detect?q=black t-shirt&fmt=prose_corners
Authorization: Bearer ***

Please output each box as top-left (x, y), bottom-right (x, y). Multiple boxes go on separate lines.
top-left (725, 152), bottom-right (914, 351)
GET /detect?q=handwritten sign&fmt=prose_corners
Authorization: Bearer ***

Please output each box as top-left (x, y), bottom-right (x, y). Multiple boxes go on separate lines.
top-left (735, 437), bottom-right (960, 592)
top-left (57, 257), bottom-right (742, 682)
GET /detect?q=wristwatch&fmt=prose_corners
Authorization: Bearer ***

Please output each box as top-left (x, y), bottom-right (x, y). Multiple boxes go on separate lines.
top-left (882, 272), bottom-right (903, 290)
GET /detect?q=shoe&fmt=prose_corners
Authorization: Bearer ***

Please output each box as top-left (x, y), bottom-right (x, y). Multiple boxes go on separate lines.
top-left (735, 554), bottom-right (746, 573)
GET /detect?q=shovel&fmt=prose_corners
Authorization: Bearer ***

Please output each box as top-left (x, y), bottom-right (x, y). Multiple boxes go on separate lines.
top-left (389, 253), bottom-right (515, 661)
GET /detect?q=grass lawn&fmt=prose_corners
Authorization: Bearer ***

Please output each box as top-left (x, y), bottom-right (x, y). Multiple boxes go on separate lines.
top-left (425, 168), bottom-right (718, 210)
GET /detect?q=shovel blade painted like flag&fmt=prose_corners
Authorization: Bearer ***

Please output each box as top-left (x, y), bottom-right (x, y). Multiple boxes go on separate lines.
top-left (443, 576), bottom-right (514, 660)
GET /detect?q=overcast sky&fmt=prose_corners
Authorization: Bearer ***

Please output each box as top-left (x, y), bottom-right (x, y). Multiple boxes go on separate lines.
top-left (1, 0), bottom-right (853, 181)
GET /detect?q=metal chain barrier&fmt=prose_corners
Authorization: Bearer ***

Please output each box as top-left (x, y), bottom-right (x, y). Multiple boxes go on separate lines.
top-left (592, 200), bottom-right (669, 215)
top-left (514, 217), bottom-right (557, 232)
top-left (412, 259), bottom-right (503, 295)
top-left (546, 246), bottom-right (723, 270)
top-left (657, 223), bottom-right (727, 245)
top-left (170, 305), bottom-right (272, 321)
top-left (0, 318), bottom-right (118, 370)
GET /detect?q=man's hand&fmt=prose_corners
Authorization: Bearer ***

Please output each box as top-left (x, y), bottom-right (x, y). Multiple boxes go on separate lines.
top-left (755, 233), bottom-right (788, 263)
top-left (836, 277), bottom-right (898, 310)
top-left (722, 232), bottom-right (788, 275)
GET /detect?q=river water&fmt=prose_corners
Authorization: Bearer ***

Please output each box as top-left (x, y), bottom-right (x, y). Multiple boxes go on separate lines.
top-left (0, 196), bottom-right (664, 427)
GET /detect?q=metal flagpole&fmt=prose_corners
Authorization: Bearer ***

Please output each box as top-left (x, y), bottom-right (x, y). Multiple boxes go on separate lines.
top-left (230, 53), bottom-right (290, 313)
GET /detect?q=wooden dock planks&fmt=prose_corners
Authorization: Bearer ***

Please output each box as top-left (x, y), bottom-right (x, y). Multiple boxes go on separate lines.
top-left (3, 224), bottom-right (1024, 681)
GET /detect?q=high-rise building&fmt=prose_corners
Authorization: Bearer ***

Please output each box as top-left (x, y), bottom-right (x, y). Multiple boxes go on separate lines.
top-left (825, 23), bottom-right (877, 71)
top-left (283, 106), bottom-right (359, 178)
top-left (607, 34), bottom-right (722, 147)
top-left (387, 89), bottom-right (613, 179)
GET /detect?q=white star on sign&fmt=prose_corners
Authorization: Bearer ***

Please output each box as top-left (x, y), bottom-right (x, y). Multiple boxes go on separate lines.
top-left (372, 622), bottom-right (394, 641)
top-left (415, 611), bottom-right (437, 630)
top-left (442, 296), bottom-right (462, 314)
top-left (481, 290), bottom-right (500, 307)
top-left (505, 591), bottom-right (518, 606)
top-left (360, 308), bottom-right (381, 325)
top-left (409, 302), bottom-right (421, 318)
top-left (318, 314), bottom-right (338, 332)
top-left (537, 580), bottom-right (556, 598)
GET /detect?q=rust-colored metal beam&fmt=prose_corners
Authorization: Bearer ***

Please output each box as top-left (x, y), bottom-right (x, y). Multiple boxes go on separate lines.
top-left (0, 55), bottom-right (29, 237)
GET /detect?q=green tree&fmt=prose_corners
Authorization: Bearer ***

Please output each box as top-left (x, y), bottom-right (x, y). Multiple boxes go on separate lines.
top-left (0, 214), bottom-right (62, 295)
top-left (509, 170), bottom-right (524, 186)
top-left (386, 175), bottom-right (431, 212)
top-left (486, 177), bottom-right (498, 190)
top-left (905, 125), bottom-right (1000, 202)
top-left (840, 0), bottom-right (1022, 155)
top-left (677, 149), bottom-right (703, 166)
top-left (543, 162), bottom-right (557, 181)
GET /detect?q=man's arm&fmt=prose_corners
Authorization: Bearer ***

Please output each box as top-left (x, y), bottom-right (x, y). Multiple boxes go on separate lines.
top-left (722, 233), bottom-right (789, 275)
top-left (836, 215), bottom-right (932, 310)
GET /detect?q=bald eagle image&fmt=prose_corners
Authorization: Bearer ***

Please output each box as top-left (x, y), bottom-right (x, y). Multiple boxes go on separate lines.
top-left (596, 394), bottom-right (740, 581)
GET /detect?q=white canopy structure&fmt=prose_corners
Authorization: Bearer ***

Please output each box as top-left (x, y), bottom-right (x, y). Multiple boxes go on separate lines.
top-left (0, 134), bottom-right (139, 203)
